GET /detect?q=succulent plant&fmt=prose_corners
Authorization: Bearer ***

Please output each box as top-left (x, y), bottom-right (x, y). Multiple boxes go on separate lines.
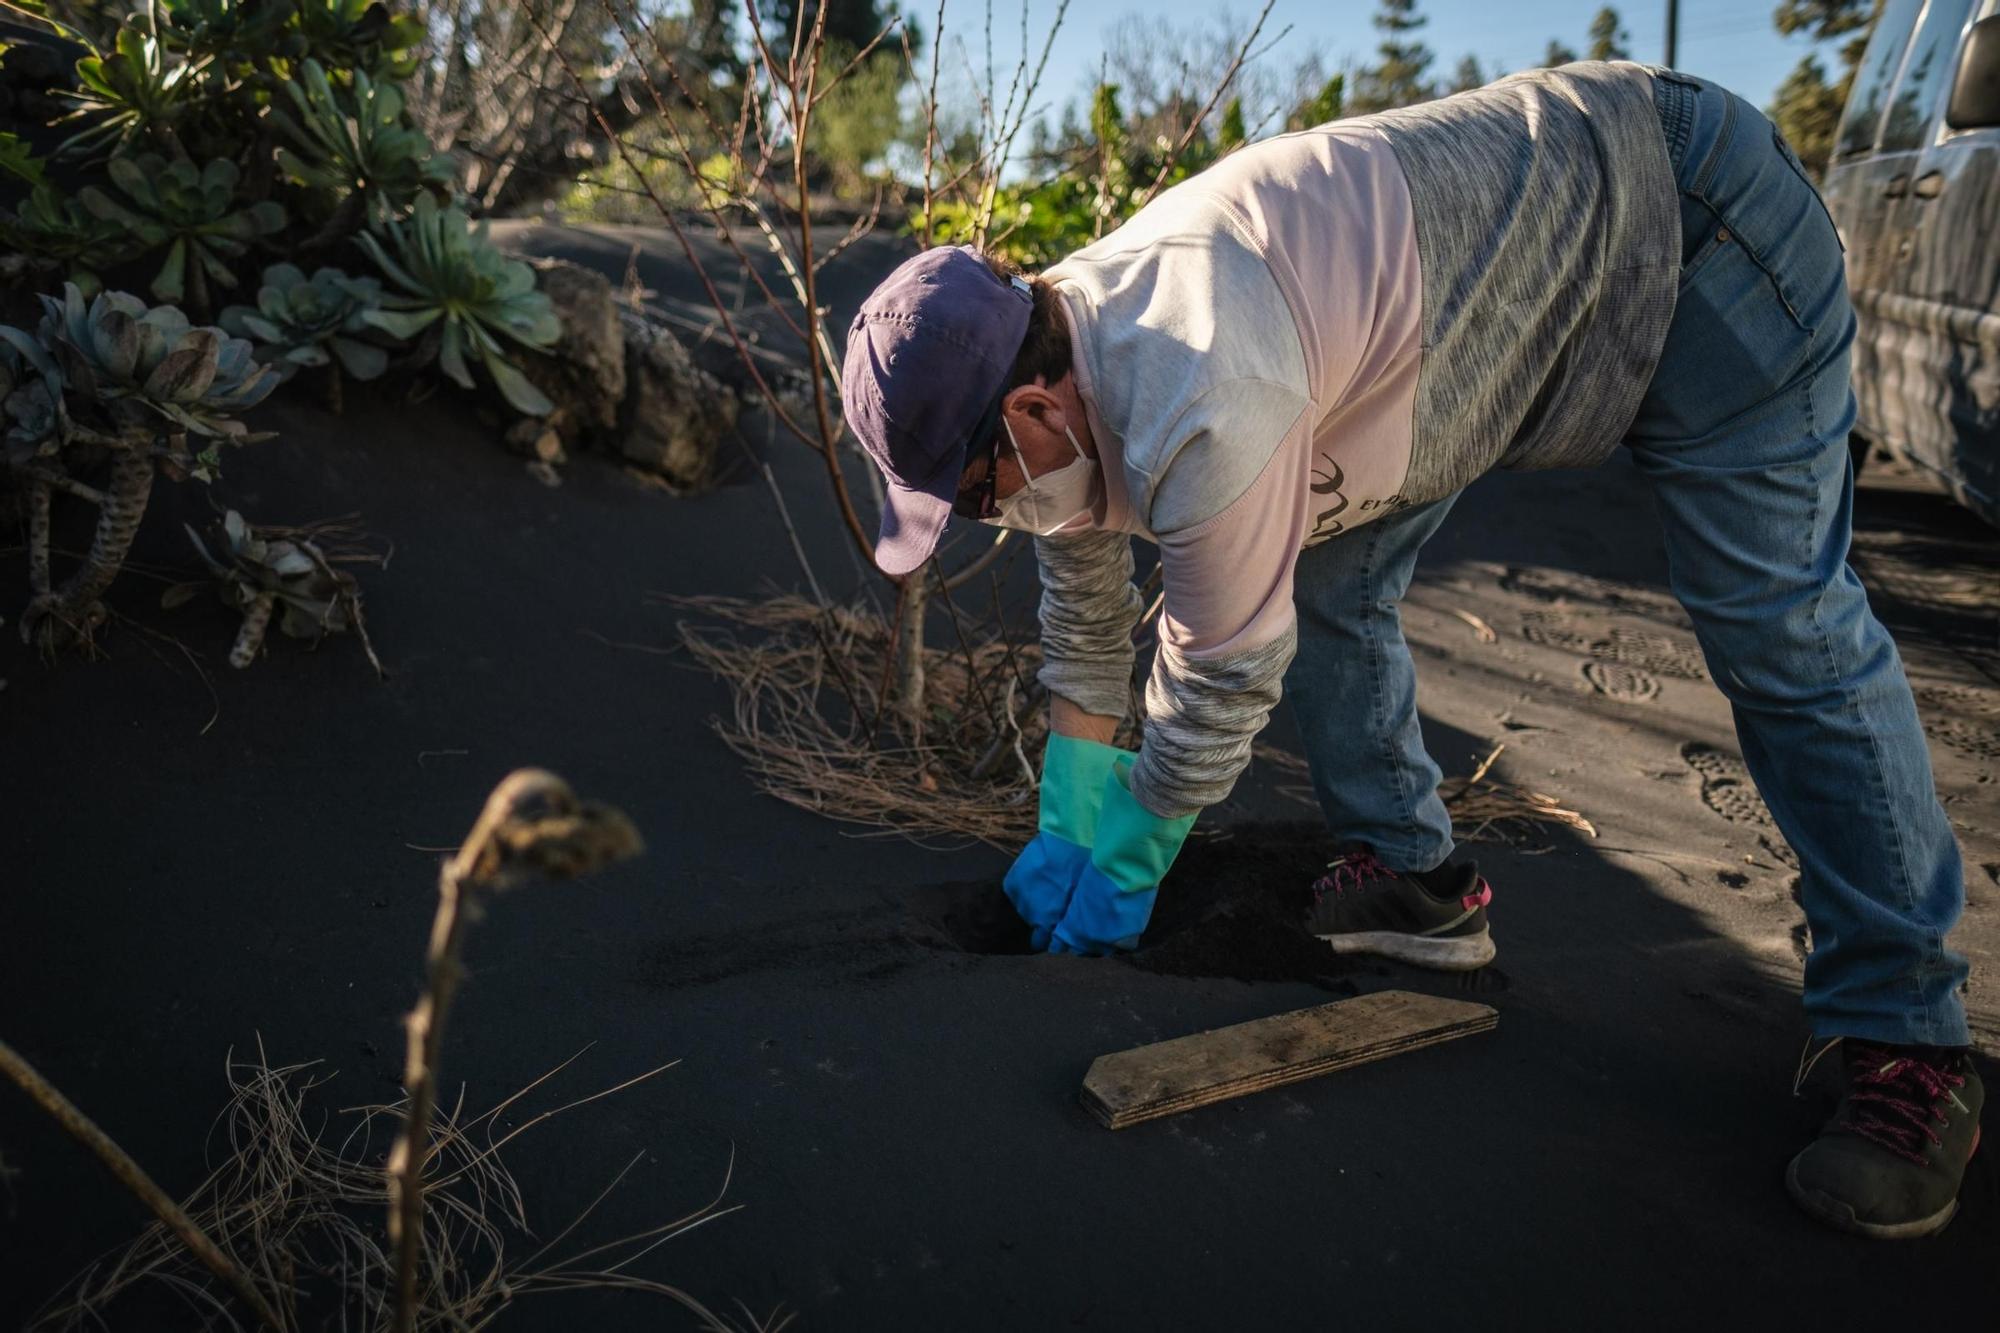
top-left (289, 0), bottom-right (425, 81)
top-left (271, 58), bottom-right (450, 231)
top-left (3, 285), bottom-right (280, 650)
top-left (133, 0), bottom-right (419, 76)
top-left (221, 262), bottom-right (387, 383)
top-left (1, 332), bottom-right (62, 466)
top-left (0, 131), bottom-right (43, 186)
top-left (0, 182), bottom-right (133, 278)
top-left (358, 195), bottom-right (560, 416)
top-left (57, 21), bottom-right (203, 158)
top-left (33, 283), bottom-right (280, 444)
top-left (177, 508), bottom-right (382, 672)
top-left (78, 154), bottom-right (286, 311)
top-left (145, 0), bottom-right (295, 65)
top-left (3, 375), bottom-right (64, 461)
top-left (0, 335), bottom-right (65, 465)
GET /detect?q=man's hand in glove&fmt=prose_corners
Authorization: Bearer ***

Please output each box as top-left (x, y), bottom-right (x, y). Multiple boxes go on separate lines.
top-left (1047, 753), bottom-right (1198, 956)
top-left (1002, 734), bottom-right (1128, 950)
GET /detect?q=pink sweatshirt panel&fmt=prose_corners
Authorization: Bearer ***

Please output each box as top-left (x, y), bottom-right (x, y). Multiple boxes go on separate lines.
top-left (1154, 125), bottom-right (1425, 657)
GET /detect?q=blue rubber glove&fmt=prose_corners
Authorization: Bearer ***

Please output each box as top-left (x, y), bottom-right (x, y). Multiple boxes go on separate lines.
top-left (1003, 734), bottom-right (1129, 950)
top-left (1048, 754), bottom-right (1198, 956)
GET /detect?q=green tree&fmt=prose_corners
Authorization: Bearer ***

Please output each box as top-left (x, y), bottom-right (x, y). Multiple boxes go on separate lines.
top-left (1089, 81), bottom-right (1133, 226)
top-left (1218, 96), bottom-right (1247, 150)
top-left (1448, 54), bottom-right (1485, 93)
top-left (675, 0), bottom-right (748, 122)
top-left (809, 46), bottom-right (905, 195)
top-left (1769, 53), bottom-right (1847, 175)
top-left (1543, 39), bottom-right (1579, 67)
top-left (1774, 0), bottom-right (1879, 51)
top-left (1287, 73), bottom-right (1345, 130)
top-left (1587, 7), bottom-right (1631, 61)
top-left (1770, 0), bottom-right (1879, 177)
top-left (759, 0), bottom-right (896, 55)
top-left (1349, 0), bottom-right (1434, 113)
top-left (1774, 0), bottom-right (1879, 97)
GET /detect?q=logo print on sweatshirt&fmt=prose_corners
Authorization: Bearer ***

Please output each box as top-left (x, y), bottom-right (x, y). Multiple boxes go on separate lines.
top-left (1307, 459), bottom-right (1349, 543)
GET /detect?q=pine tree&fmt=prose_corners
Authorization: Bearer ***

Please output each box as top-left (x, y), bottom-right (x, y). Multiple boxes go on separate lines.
top-left (1587, 7), bottom-right (1631, 61)
top-left (1543, 39), bottom-right (1579, 67)
top-left (1349, 0), bottom-right (1435, 114)
top-left (1449, 54), bottom-right (1485, 94)
top-left (1769, 53), bottom-right (1847, 176)
top-left (1774, 0), bottom-right (1878, 102)
top-left (1770, 0), bottom-right (1879, 176)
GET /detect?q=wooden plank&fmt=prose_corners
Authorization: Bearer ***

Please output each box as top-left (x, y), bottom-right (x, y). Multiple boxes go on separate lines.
top-left (1080, 990), bottom-right (1497, 1130)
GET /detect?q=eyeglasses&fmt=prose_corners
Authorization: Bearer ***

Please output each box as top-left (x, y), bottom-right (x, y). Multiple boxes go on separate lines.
top-left (950, 390), bottom-right (1009, 521)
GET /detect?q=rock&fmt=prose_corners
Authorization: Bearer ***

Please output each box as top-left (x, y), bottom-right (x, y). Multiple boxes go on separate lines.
top-left (685, 334), bottom-right (816, 422)
top-left (523, 258), bottom-right (625, 445)
top-left (506, 253), bottom-right (738, 486)
top-left (503, 417), bottom-right (565, 463)
top-left (616, 309), bottom-right (738, 488)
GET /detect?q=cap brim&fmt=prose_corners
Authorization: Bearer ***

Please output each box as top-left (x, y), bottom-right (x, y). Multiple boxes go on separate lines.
top-left (873, 475), bottom-right (956, 577)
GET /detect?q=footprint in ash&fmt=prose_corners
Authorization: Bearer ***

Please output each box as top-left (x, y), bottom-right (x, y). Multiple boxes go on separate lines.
top-left (1582, 658), bottom-right (1661, 703)
top-left (1679, 741), bottom-right (1799, 869)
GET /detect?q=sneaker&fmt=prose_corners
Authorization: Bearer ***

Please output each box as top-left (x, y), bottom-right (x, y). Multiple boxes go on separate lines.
top-left (1786, 1041), bottom-right (1984, 1239)
top-left (1304, 850), bottom-right (1496, 971)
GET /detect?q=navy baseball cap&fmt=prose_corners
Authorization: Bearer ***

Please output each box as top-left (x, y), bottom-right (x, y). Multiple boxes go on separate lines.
top-left (841, 246), bottom-right (1032, 576)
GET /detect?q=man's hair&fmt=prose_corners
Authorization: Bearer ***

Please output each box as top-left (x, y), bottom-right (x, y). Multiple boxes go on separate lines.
top-left (980, 252), bottom-right (1072, 392)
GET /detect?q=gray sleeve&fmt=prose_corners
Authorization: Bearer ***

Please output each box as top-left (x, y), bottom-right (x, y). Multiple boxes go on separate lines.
top-left (1032, 529), bottom-right (1145, 720)
top-left (1129, 625), bottom-right (1297, 819)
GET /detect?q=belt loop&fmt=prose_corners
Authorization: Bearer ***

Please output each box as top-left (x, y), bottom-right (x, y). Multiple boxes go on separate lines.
top-left (1651, 71), bottom-right (1695, 178)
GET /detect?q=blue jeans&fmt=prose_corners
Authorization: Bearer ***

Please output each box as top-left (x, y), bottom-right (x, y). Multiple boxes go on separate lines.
top-left (1286, 72), bottom-right (1969, 1048)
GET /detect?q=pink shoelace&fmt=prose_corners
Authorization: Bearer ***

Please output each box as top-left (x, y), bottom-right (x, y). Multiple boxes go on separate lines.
top-left (1310, 851), bottom-right (1495, 911)
top-left (1839, 1046), bottom-right (1971, 1165)
top-left (1311, 851), bottom-right (1394, 901)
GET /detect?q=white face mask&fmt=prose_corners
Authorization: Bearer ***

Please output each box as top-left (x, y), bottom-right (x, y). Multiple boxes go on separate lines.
top-left (984, 417), bottom-right (1098, 535)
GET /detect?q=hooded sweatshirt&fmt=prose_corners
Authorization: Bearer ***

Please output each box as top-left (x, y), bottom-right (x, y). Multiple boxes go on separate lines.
top-left (1033, 61), bottom-right (1679, 819)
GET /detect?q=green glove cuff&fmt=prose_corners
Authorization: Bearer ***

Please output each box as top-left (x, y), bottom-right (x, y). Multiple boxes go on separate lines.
top-left (1090, 754), bottom-right (1198, 894)
top-left (1039, 733), bottom-right (1130, 845)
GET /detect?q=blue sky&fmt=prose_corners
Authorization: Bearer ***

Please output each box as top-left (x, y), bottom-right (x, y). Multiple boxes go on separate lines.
top-left (922, 0), bottom-right (1840, 131)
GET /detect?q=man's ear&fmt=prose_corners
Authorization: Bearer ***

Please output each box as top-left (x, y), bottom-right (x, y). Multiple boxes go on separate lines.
top-left (1002, 379), bottom-right (1062, 433)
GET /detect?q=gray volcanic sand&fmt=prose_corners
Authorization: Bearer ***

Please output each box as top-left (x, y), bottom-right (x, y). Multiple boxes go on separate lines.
top-left (3, 227), bottom-right (1996, 1328)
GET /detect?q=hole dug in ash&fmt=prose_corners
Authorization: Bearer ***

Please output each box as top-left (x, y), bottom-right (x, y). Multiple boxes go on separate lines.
top-left (924, 879), bottom-right (1038, 955)
top-left (924, 823), bottom-right (1508, 994)
top-left (1135, 825), bottom-right (1366, 988)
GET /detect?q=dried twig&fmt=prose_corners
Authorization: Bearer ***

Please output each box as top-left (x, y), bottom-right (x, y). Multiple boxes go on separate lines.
top-left (1137, 0), bottom-right (1280, 208)
top-left (940, 527), bottom-right (1013, 593)
top-left (0, 1040), bottom-right (283, 1332)
top-left (524, 8), bottom-right (842, 516)
top-left (32, 1046), bottom-right (767, 1332)
top-left (1448, 607), bottom-right (1498, 644)
top-left (1439, 744), bottom-right (1597, 843)
top-left (388, 770), bottom-right (644, 1333)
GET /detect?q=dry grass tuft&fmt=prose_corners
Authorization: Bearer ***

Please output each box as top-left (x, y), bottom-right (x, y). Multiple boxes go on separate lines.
top-left (1255, 742), bottom-right (1596, 847)
top-left (673, 595), bottom-right (1597, 855)
top-left (34, 1044), bottom-right (780, 1333)
top-left (666, 593), bottom-right (1057, 850)
top-left (1441, 743), bottom-right (1597, 845)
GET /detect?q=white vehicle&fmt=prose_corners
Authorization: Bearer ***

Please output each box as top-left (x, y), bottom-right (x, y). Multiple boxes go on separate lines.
top-left (1821, 0), bottom-right (2000, 525)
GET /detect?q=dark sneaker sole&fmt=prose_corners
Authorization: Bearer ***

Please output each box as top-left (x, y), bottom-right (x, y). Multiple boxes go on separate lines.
top-left (1316, 928), bottom-right (1496, 972)
top-left (1784, 1155), bottom-right (1961, 1239)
